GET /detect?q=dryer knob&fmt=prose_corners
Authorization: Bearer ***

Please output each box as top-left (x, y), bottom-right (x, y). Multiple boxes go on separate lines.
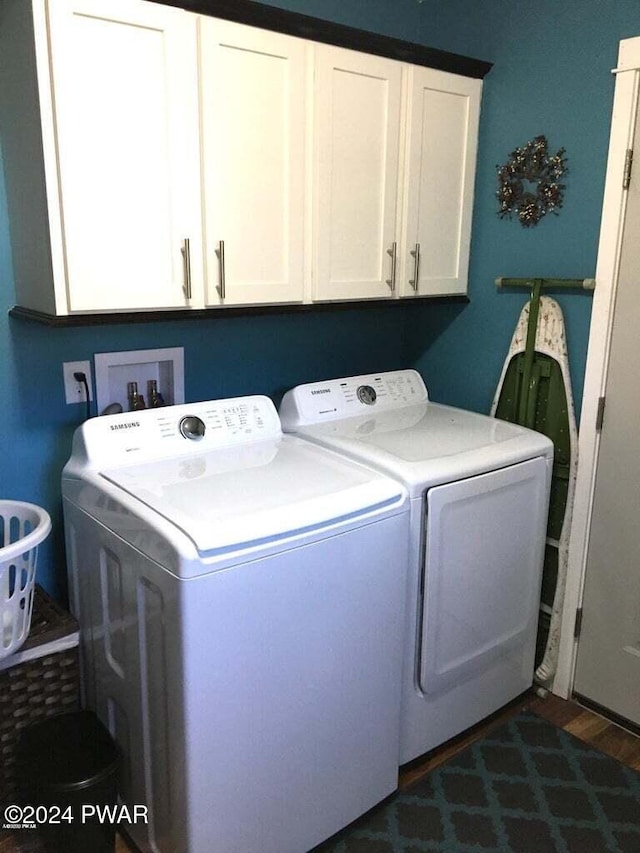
top-left (179, 415), bottom-right (206, 440)
top-left (357, 385), bottom-right (377, 406)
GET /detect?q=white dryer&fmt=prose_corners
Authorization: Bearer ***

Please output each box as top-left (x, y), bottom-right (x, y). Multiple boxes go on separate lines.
top-left (61, 395), bottom-right (409, 853)
top-left (279, 370), bottom-right (554, 765)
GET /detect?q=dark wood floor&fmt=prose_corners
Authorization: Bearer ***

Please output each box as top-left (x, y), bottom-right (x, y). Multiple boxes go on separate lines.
top-left (3, 691), bottom-right (638, 853)
top-left (399, 690), bottom-right (640, 791)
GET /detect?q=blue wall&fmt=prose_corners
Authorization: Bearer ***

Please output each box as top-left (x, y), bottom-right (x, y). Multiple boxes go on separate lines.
top-left (2, 0), bottom-right (637, 601)
top-left (408, 0), bottom-right (640, 414)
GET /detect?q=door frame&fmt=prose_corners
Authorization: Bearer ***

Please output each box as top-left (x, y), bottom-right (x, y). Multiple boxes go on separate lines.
top-left (554, 37), bottom-right (640, 697)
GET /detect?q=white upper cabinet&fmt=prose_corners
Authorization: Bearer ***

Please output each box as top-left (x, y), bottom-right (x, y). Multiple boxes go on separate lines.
top-left (312, 46), bottom-right (402, 301)
top-left (398, 67), bottom-right (481, 297)
top-left (199, 20), bottom-right (308, 306)
top-left (312, 51), bottom-right (481, 303)
top-left (1, 0), bottom-right (484, 317)
top-left (5, 0), bottom-right (203, 314)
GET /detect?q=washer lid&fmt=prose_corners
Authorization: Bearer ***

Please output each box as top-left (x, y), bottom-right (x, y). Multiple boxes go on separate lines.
top-left (100, 435), bottom-right (404, 555)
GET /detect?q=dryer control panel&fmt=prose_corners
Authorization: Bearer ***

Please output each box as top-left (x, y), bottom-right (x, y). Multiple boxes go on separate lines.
top-left (71, 396), bottom-right (282, 466)
top-left (279, 370), bottom-right (428, 426)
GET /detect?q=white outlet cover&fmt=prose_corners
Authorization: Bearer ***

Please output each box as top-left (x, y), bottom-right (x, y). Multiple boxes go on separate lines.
top-left (63, 360), bottom-right (93, 404)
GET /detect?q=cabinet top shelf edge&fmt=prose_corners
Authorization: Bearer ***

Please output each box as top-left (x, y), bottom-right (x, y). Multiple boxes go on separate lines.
top-left (9, 297), bottom-right (470, 327)
top-left (152, 0), bottom-right (493, 79)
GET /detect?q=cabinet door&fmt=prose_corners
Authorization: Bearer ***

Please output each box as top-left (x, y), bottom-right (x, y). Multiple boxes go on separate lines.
top-left (399, 68), bottom-right (481, 297)
top-left (199, 19), bottom-right (308, 306)
top-left (46, 0), bottom-right (202, 312)
top-left (313, 46), bottom-right (402, 301)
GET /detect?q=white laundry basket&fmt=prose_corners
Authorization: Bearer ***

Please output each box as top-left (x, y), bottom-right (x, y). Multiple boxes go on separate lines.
top-left (0, 500), bottom-right (51, 660)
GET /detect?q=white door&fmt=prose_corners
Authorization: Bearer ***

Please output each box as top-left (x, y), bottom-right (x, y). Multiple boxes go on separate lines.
top-left (399, 67), bottom-right (481, 297)
top-left (420, 459), bottom-right (549, 695)
top-left (313, 45), bottom-right (402, 301)
top-left (572, 91), bottom-right (640, 726)
top-left (199, 19), bottom-right (308, 306)
top-left (47, 0), bottom-right (202, 312)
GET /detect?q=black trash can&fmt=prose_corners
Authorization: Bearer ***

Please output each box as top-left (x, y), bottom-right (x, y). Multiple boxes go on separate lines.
top-left (19, 710), bottom-right (120, 853)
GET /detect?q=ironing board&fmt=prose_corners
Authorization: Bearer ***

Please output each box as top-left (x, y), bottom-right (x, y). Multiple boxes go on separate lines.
top-left (491, 280), bottom-right (583, 684)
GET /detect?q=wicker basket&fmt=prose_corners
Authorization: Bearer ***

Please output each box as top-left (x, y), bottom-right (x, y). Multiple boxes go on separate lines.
top-left (0, 585), bottom-right (80, 804)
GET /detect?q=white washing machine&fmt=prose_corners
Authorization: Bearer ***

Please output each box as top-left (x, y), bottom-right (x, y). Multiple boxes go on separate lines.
top-left (61, 395), bottom-right (409, 853)
top-left (279, 369), bottom-right (554, 765)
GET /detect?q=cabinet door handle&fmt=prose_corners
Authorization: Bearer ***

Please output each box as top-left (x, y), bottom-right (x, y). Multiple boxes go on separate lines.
top-left (409, 243), bottom-right (420, 291)
top-left (386, 242), bottom-right (397, 292)
top-left (216, 239), bottom-right (226, 300)
top-left (181, 238), bottom-right (192, 300)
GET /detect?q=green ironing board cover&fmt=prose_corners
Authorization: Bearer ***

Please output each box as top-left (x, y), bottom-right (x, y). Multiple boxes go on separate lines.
top-left (491, 295), bottom-right (578, 682)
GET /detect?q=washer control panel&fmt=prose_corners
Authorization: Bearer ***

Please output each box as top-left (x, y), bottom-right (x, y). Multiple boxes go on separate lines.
top-left (279, 369), bottom-right (428, 426)
top-left (76, 396), bottom-right (282, 465)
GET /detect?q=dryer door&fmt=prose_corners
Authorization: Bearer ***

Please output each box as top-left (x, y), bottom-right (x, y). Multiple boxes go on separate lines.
top-left (419, 457), bottom-right (549, 694)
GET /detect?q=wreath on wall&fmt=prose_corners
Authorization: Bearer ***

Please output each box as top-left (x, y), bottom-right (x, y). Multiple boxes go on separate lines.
top-left (496, 135), bottom-right (568, 227)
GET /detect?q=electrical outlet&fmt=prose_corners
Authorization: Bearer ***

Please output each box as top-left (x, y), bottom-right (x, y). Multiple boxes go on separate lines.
top-left (63, 360), bottom-right (93, 405)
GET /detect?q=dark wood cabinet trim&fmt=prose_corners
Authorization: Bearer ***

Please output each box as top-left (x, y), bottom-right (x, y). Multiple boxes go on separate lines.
top-left (152, 0), bottom-right (492, 79)
top-left (9, 296), bottom-right (469, 327)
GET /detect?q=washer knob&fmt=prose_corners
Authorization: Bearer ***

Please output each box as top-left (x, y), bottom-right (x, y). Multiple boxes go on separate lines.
top-left (356, 385), bottom-right (377, 406)
top-left (179, 415), bottom-right (206, 440)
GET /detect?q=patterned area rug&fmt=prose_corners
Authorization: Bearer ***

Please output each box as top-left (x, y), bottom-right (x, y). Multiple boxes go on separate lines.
top-left (313, 712), bottom-right (640, 853)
